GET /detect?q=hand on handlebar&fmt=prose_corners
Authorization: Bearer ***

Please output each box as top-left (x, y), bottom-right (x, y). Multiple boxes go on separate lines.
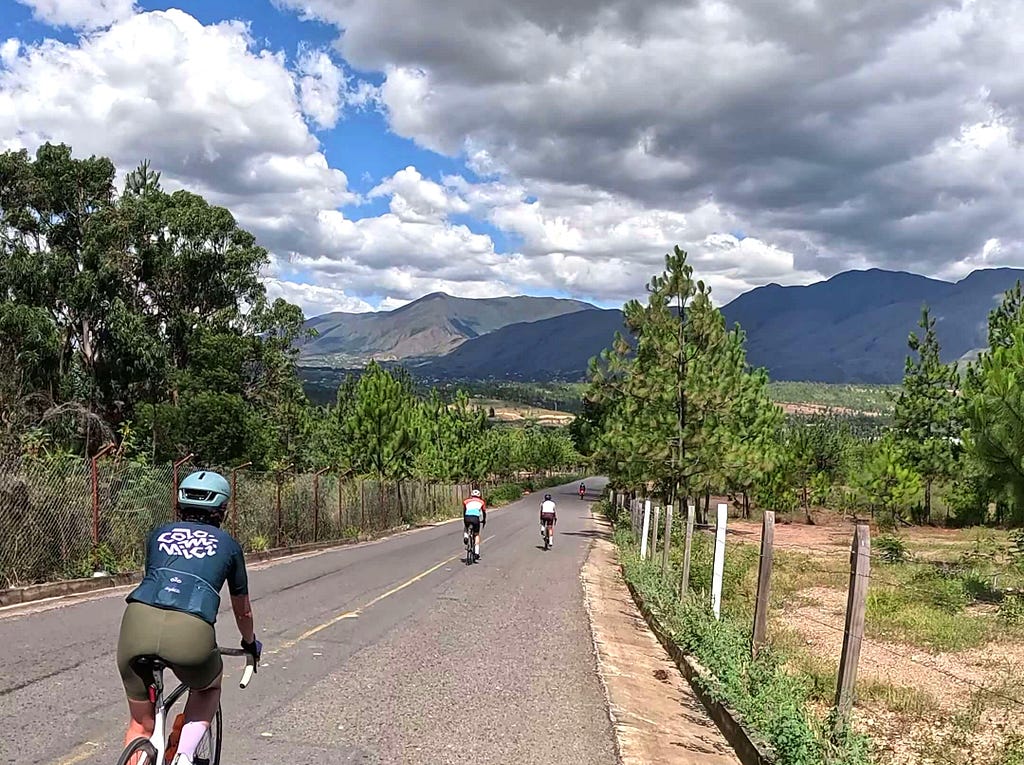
top-left (241, 637), bottom-right (262, 670)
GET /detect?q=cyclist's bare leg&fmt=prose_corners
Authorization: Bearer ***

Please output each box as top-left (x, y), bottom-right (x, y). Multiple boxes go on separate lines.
top-left (177, 675), bottom-right (223, 758)
top-left (474, 531), bottom-right (481, 556)
top-left (124, 698), bottom-right (156, 747)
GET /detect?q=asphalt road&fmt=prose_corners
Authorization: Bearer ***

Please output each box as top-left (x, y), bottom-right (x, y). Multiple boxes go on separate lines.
top-left (0, 479), bottom-right (617, 765)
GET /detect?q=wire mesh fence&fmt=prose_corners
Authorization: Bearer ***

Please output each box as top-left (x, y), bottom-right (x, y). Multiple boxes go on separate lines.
top-left (0, 455), bottom-right (486, 589)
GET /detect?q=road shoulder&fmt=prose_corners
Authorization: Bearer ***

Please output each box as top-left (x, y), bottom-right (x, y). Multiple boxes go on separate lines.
top-left (581, 516), bottom-right (741, 765)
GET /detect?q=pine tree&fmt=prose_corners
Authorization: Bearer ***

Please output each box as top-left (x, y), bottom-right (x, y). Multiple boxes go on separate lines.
top-left (964, 323), bottom-right (1024, 515)
top-left (891, 306), bottom-right (959, 523)
top-left (587, 246), bottom-right (775, 523)
top-left (342, 362), bottom-right (418, 481)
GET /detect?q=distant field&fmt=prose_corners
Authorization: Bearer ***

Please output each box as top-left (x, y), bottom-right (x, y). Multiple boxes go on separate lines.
top-left (767, 381), bottom-right (897, 414)
top-left (302, 366), bottom-right (899, 417)
top-left (472, 398), bottom-right (575, 427)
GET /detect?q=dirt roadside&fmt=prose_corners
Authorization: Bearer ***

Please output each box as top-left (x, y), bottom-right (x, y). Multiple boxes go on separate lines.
top-left (582, 516), bottom-right (741, 765)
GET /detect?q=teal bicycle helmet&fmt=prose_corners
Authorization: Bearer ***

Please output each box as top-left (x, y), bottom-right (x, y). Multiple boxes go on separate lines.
top-left (178, 470), bottom-right (230, 523)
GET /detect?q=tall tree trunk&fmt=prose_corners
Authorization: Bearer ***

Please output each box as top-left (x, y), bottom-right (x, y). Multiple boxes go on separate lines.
top-left (924, 479), bottom-right (932, 525)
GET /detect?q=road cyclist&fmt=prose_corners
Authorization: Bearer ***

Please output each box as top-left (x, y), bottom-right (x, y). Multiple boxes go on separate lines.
top-left (462, 488), bottom-right (487, 562)
top-left (114, 470), bottom-right (262, 765)
top-left (540, 493), bottom-right (557, 549)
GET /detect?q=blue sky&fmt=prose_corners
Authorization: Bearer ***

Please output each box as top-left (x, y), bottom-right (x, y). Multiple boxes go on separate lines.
top-left (2, 0), bottom-right (1019, 317)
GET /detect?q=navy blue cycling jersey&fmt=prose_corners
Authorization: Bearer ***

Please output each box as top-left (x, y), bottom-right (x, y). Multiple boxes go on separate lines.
top-left (127, 521), bottom-right (248, 625)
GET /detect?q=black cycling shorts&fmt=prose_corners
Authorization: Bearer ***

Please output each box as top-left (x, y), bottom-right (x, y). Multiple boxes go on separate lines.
top-left (541, 512), bottom-right (556, 525)
top-left (464, 515), bottom-right (482, 534)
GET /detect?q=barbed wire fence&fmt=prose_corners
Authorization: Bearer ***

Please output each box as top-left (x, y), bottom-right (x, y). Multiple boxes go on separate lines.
top-left (0, 453), bottom-right (523, 589)
top-left (610, 488), bottom-right (1024, 765)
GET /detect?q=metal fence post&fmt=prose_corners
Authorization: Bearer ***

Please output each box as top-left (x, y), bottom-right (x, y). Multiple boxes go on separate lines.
top-left (172, 453), bottom-right (195, 521)
top-left (230, 461), bottom-right (252, 539)
top-left (313, 467), bottom-right (330, 542)
top-left (90, 443), bottom-right (116, 546)
top-left (275, 464), bottom-right (292, 548)
top-left (337, 467), bottom-right (352, 534)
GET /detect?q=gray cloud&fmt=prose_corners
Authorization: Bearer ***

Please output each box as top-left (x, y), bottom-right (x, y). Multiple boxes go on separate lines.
top-left (279, 0), bottom-right (1024, 279)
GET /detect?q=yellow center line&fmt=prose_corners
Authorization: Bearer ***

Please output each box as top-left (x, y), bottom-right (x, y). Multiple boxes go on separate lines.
top-left (269, 534), bottom-right (494, 654)
top-left (52, 741), bottom-right (98, 765)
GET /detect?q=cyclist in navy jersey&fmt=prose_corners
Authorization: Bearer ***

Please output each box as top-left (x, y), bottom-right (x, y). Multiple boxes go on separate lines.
top-left (116, 470), bottom-right (262, 765)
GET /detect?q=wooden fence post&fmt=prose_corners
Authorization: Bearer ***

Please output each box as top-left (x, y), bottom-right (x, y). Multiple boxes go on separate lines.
top-left (678, 503), bottom-right (695, 600)
top-left (711, 502), bottom-right (728, 619)
top-left (834, 522), bottom-right (871, 734)
top-left (640, 499), bottom-right (652, 559)
top-left (661, 503), bottom-right (674, 574)
top-left (651, 504), bottom-right (661, 560)
top-left (752, 510), bottom-right (776, 658)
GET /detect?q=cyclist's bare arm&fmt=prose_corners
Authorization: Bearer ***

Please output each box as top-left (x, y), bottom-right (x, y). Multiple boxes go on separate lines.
top-left (231, 594), bottom-right (256, 644)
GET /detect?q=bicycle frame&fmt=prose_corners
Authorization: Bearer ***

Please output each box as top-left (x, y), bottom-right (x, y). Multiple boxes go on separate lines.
top-left (134, 648), bottom-right (254, 764)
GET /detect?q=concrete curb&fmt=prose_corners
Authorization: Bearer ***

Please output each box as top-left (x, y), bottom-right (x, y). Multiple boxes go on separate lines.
top-left (622, 573), bottom-right (777, 765)
top-left (0, 523), bottom-right (441, 609)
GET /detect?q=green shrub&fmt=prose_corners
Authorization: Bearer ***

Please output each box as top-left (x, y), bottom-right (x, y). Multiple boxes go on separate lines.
top-left (875, 535), bottom-right (909, 564)
top-left (999, 594), bottom-right (1024, 626)
top-left (485, 484), bottom-right (525, 506)
top-left (617, 534), bottom-right (872, 765)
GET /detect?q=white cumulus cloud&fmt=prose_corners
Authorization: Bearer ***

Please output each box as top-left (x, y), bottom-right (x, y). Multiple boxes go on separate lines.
top-left (16, 0), bottom-right (136, 30)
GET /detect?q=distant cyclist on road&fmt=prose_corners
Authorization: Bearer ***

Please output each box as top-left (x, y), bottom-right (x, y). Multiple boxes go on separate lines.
top-left (541, 493), bottom-right (557, 547)
top-left (116, 470), bottom-right (262, 765)
top-left (579, 483), bottom-right (586, 499)
top-left (463, 488), bottom-right (487, 561)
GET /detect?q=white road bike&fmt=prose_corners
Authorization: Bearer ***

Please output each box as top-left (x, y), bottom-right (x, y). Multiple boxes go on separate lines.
top-left (115, 647), bottom-right (257, 765)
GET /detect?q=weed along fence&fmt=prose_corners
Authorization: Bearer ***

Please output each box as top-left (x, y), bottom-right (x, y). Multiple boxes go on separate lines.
top-left (0, 453), bottom-right (499, 589)
top-left (605, 488), bottom-right (1024, 764)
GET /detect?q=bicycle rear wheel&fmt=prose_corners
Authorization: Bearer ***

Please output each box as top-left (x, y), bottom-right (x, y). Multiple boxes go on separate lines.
top-left (116, 737), bottom-right (158, 765)
top-left (191, 706), bottom-right (223, 765)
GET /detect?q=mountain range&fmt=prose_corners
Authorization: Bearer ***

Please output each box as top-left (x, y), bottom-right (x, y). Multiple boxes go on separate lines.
top-left (299, 268), bottom-right (1024, 384)
top-left (301, 292), bottom-right (593, 366)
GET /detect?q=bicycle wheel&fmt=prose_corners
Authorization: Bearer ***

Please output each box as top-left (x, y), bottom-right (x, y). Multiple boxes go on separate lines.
top-left (116, 737), bottom-right (158, 765)
top-left (192, 706), bottom-right (223, 765)
top-left (544, 528), bottom-right (550, 550)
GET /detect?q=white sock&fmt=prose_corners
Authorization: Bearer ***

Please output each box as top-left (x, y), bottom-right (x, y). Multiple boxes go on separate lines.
top-left (474, 543), bottom-right (479, 554)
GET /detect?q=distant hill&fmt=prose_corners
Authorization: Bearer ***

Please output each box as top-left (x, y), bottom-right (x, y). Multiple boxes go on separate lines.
top-left (300, 292), bottom-right (593, 364)
top-left (298, 268), bottom-right (1024, 384)
top-left (403, 309), bottom-right (630, 381)
top-left (721, 268), bottom-right (1021, 383)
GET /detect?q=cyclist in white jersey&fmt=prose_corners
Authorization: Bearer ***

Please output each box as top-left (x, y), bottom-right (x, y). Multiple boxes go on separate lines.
top-left (540, 494), bottom-right (557, 547)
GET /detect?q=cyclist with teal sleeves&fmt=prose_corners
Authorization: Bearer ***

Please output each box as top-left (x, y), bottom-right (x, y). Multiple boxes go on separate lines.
top-left (116, 470), bottom-right (262, 765)
top-left (463, 488), bottom-right (486, 561)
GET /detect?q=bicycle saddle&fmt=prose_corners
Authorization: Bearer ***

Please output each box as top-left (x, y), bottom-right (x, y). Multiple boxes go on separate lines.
top-left (131, 655), bottom-right (169, 672)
